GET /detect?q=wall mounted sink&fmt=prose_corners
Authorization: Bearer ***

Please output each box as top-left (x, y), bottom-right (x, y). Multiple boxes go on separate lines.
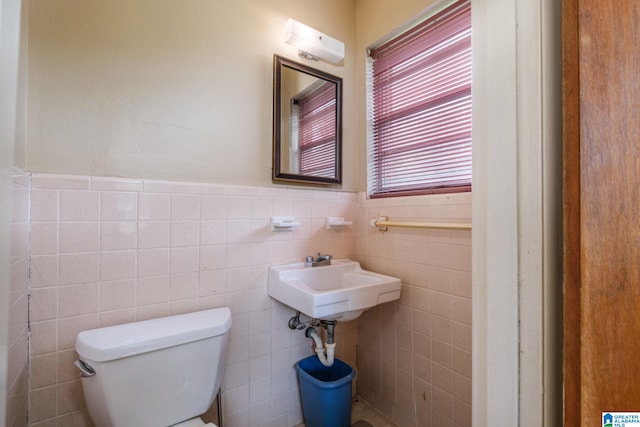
top-left (268, 259), bottom-right (401, 321)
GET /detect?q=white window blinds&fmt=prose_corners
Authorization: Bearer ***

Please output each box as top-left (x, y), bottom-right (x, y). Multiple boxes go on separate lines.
top-left (368, 0), bottom-right (472, 197)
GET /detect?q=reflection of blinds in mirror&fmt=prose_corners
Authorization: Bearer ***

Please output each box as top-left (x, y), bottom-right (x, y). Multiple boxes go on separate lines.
top-left (297, 82), bottom-right (337, 178)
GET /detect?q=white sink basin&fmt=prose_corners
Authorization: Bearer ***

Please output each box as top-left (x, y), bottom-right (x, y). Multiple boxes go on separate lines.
top-left (268, 259), bottom-right (401, 321)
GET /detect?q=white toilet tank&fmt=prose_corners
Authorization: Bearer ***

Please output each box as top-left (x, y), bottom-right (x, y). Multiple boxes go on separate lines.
top-left (75, 308), bottom-right (232, 427)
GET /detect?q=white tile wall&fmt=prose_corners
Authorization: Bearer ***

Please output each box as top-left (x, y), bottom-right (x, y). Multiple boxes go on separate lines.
top-left (355, 192), bottom-right (472, 427)
top-left (7, 169), bottom-right (30, 427)
top-left (27, 173), bottom-right (358, 427)
top-left (26, 173), bottom-right (471, 427)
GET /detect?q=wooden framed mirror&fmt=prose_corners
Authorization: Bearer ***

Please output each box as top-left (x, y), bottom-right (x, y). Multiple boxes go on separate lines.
top-left (272, 54), bottom-right (342, 185)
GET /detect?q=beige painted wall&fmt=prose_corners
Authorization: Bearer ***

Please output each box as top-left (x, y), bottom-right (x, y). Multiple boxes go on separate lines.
top-left (25, 0), bottom-right (357, 189)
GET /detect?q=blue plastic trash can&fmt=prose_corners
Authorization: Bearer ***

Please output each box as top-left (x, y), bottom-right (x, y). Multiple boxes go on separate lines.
top-left (295, 355), bottom-right (355, 427)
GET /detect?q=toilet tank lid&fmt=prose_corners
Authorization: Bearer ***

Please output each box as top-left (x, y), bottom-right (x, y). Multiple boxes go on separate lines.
top-left (75, 307), bottom-right (232, 362)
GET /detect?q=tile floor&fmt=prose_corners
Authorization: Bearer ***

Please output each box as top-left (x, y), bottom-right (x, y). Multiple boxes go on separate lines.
top-left (296, 398), bottom-right (396, 427)
top-left (350, 399), bottom-right (396, 427)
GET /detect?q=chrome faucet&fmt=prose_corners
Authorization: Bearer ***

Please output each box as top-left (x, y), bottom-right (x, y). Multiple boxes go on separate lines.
top-left (306, 252), bottom-right (333, 267)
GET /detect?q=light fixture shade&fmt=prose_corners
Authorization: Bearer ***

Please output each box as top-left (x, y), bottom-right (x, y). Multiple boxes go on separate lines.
top-left (285, 18), bottom-right (345, 64)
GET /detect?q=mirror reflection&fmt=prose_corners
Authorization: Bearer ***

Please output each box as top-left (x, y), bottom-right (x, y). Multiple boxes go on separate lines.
top-left (273, 54), bottom-right (342, 184)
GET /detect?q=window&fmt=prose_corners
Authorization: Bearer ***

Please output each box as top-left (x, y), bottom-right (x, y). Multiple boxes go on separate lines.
top-left (367, 0), bottom-right (472, 197)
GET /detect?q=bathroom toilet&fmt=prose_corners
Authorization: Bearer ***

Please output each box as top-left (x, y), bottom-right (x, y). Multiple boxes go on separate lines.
top-left (74, 307), bottom-right (232, 427)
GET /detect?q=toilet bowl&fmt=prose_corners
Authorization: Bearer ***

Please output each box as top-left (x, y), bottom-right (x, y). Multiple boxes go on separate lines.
top-left (75, 307), bottom-right (232, 427)
top-left (171, 417), bottom-right (217, 427)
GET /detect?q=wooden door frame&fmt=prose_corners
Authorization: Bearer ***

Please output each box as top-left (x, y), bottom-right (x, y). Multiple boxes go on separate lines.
top-left (562, 0), bottom-right (581, 425)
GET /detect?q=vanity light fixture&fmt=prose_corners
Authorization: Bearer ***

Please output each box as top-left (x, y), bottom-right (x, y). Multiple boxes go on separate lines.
top-left (284, 18), bottom-right (345, 64)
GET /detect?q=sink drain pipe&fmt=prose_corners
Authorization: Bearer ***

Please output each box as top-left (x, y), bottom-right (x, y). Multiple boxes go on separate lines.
top-left (305, 320), bottom-right (336, 367)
